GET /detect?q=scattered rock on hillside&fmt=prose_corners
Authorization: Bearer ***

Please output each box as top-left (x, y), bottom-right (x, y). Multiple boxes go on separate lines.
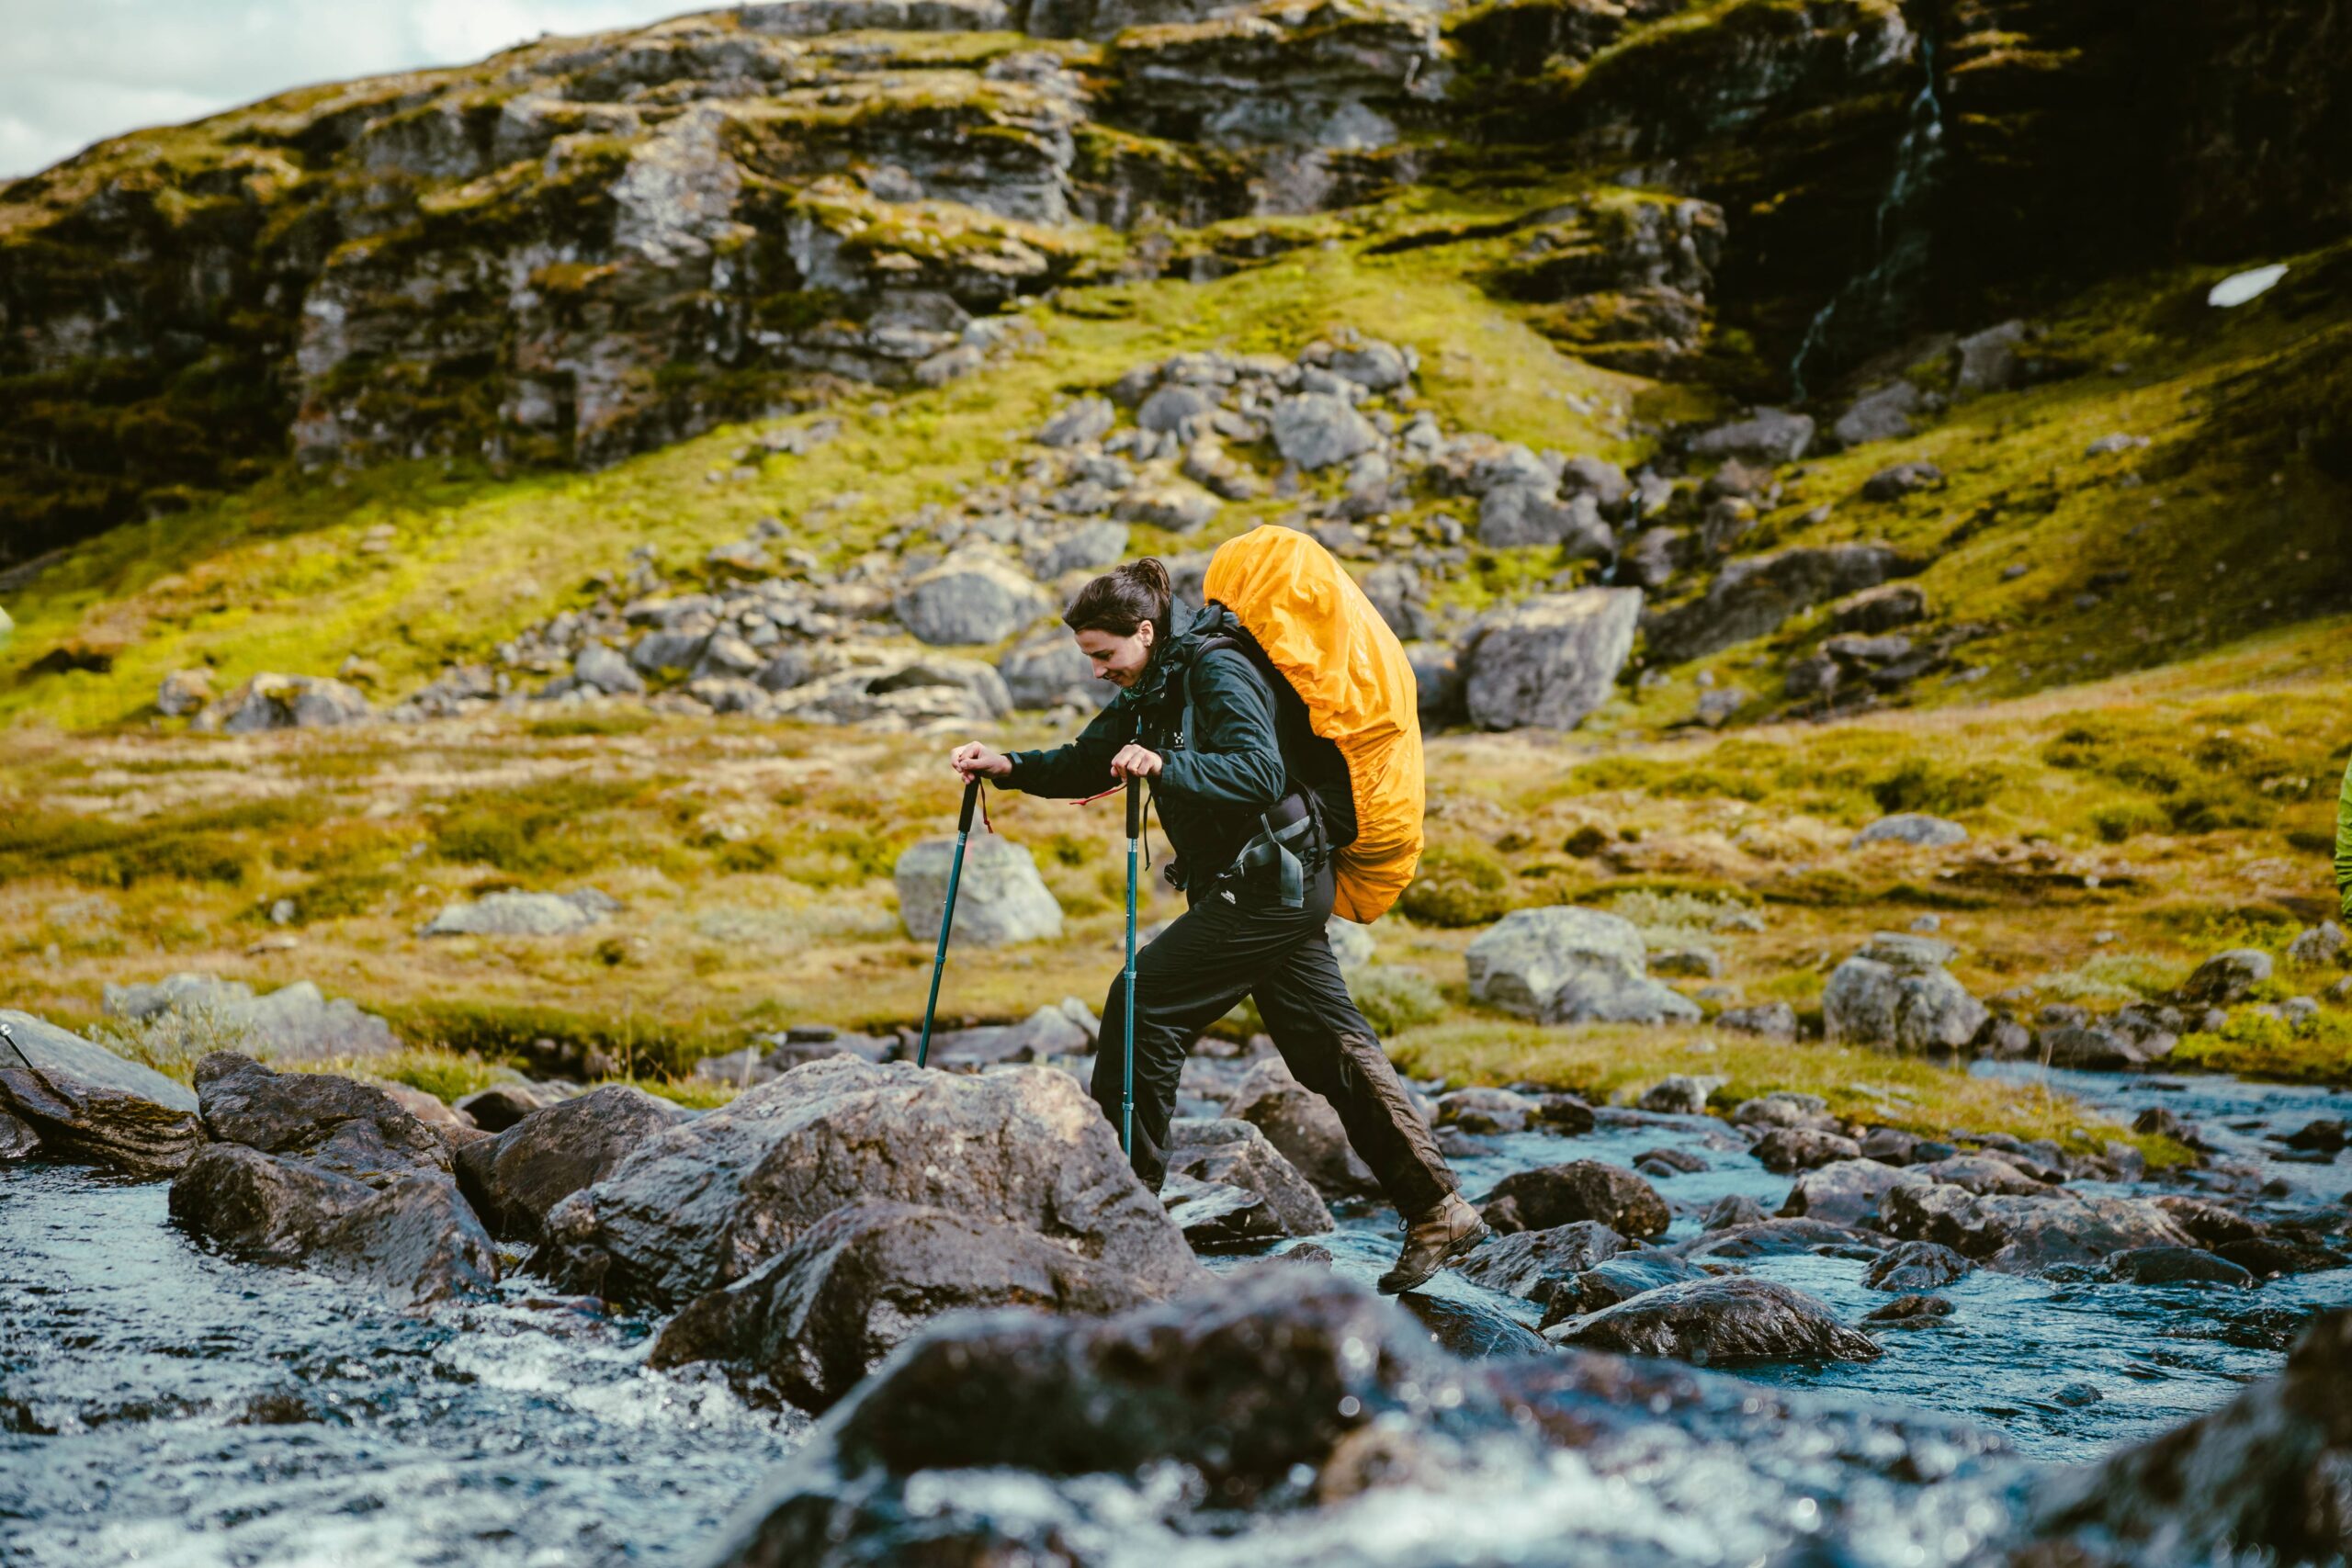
top-left (894, 833), bottom-right (1063, 945)
top-left (895, 552), bottom-right (1050, 646)
top-left (1035, 398), bottom-right (1116, 448)
top-left (1545, 1276), bottom-right (1881, 1364)
top-left (1644, 543), bottom-right (1908, 664)
top-left (573, 642), bottom-right (645, 695)
top-left (1822, 931), bottom-right (1987, 1053)
top-left (1464, 907), bottom-right (1702, 1026)
top-left (424, 888), bottom-right (618, 938)
top-left (1458, 588), bottom-right (1643, 731)
top-left (1850, 813), bottom-right (1968, 849)
top-left (157, 668), bottom-right (216, 716)
top-left (649, 1198), bottom-right (1155, 1412)
top-left (2177, 948), bottom-right (2273, 1006)
top-left (455, 1085), bottom-right (691, 1244)
top-left (540, 1056), bottom-right (1202, 1307)
top-left (1479, 1159), bottom-right (1668, 1238)
top-left (0, 1010), bottom-right (203, 1174)
top-left (1270, 392), bottom-right (1378, 470)
top-left (2287, 921), bottom-right (2348, 969)
top-left (1833, 382), bottom-right (1922, 446)
top-left (1476, 485), bottom-right (1610, 553)
top-left (102, 973), bottom-right (399, 1062)
top-left (1953, 321), bottom-right (2027, 397)
top-left (194, 673), bottom-right (373, 733)
top-left (1829, 581), bottom-right (1927, 633)
top-left (1688, 408), bottom-right (1815, 465)
top-left (1715, 1002), bottom-right (1800, 1039)
top-left (999, 630), bottom-right (1104, 710)
top-left (1860, 460), bottom-right (1945, 501)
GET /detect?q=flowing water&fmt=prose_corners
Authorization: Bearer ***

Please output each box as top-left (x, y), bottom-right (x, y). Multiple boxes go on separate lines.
top-left (3, 1065), bottom-right (2345, 1565)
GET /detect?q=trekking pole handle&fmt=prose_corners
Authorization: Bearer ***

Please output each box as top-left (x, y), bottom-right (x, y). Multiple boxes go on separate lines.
top-left (957, 776), bottom-right (979, 834)
top-left (1125, 774), bottom-right (1141, 839)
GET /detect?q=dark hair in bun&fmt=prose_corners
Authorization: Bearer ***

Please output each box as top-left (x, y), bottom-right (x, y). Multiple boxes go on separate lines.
top-left (1064, 558), bottom-right (1171, 643)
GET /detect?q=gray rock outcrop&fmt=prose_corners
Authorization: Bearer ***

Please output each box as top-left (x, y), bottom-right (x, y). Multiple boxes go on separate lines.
top-left (1644, 544), bottom-right (1907, 664)
top-left (1464, 907), bottom-right (1702, 1025)
top-left (0, 1010), bottom-right (203, 1174)
top-left (424, 888), bottom-right (618, 937)
top-left (894, 832), bottom-right (1063, 944)
top-left (194, 674), bottom-right (374, 733)
top-left (1458, 589), bottom-right (1643, 731)
top-left (455, 1084), bottom-right (691, 1243)
top-left (1822, 932), bottom-right (1987, 1052)
top-left (102, 974), bottom-right (399, 1062)
top-left (896, 552), bottom-right (1051, 645)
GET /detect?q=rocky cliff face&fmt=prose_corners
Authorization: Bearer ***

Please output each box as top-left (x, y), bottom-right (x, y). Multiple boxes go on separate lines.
top-left (1, 0), bottom-right (2344, 562)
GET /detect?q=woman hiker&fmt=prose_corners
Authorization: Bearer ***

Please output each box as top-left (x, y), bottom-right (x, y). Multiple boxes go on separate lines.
top-left (949, 558), bottom-right (1487, 1294)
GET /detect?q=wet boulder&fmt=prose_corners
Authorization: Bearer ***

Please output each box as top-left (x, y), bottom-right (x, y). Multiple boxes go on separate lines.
top-left (1882, 1181), bottom-right (2195, 1272)
top-left (540, 1056), bottom-right (1203, 1307)
top-left (650, 1200), bottom-right (1155, 1412)
top-left (1539, 1251), bottom-right (1710, 1325)
top-left (1545, 1277), bottom-right (1881, 1365)
top-left (1464, 906), bottom-right (1701, 1025)
top-left (1908, 1153), bottom-right (2052, 1196)
top-left (1750, 1126), bottom-right (1863, 1172)
top-left (1822, 931), bottom-right (1987, 1052)
top-left (1396, 1292), bottom-right (1550, 1359)
top-left (1780, 1157), bottom-right (1910, 1228)
top-left (893, 833), bottom-right (1063, 945)
top-left (1161, 1170), bottom-right (1286, 1251)
top-left (1478, 1159), bottom-right (1668, 1238)
top-left (1166, 1117), bottom-right (1332, 1236)
top-left (170, 1146), bottom-right (496, 1306)
top-left (454, 1084), bottom-right (690, 1244)
top-left (2104, 1245), bottom-right (2253, 1288)
top-left (2021, 1309), bottom-right (2352, 1563)
top-left (1864, 1293), bottom-right (1953, 1326)
top-left (1223, 1056), bottom-right (1379, 1199)
top-left (1457, 589), bottom-right (1644, 732)
top-left (0, 1109), bottom-right (36, 1160)
top-left (193, 1052), bottom-right (450, 1189)
top-left (1701, 1192), bottom-right (1770, 1231)
top-left (1862, 1239), bottom-right (1973, 1292)
top-left (168, 1143), bottom-right (376, 1261)
top-left (2218, 1235), bottom-right (2352, 1278)
top-left (0, 1010), bottom-right (203, 1175)
top-left (1456, 1219), bottom-right (1628, 1305)
top-left (1676, 1217), bottom-right (1876, 1261)
top-left (1432, 1086), bottom-right (1541, 1135)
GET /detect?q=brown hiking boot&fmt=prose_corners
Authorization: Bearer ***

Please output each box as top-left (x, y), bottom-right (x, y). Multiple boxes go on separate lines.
top-left (1376, 1191), bottom-right (1489, 1295)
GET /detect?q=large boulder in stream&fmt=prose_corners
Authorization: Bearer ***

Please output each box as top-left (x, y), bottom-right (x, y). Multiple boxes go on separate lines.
top-left (1456, 1219), bottom-right (1628, 1306)
top-left (0, 1010), bottom-right (203, 1174)
top-left (1222, 1057), bottom-right (1379, 1199)
top-left (1165, 1118), bottom-right (1333, 1236)
top-left (1478, 1159), bottom-right (1669, 1238)
top-left (1780, 1157), bottom-right (1910, 1227)
top-left (1544, 1277), bottom-right (1883, 1365)
top-left (540, 1055), bottom-right (1203, 1307)
top-left (1881, 1180), bottom-right (2195, 1272)
top-left (455, 1084), bottom-right (691, 1243)
top-left (169, 1144), bottom-right (498, 1306)
top-left (649, 1199), bottom-right (1157, 1413)
top-left (193, 1051), bottom-right (450, 1188)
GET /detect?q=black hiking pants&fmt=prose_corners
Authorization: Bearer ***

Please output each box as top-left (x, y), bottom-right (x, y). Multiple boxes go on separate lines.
top-left (1091, 860), bottom-right (1457, 1218)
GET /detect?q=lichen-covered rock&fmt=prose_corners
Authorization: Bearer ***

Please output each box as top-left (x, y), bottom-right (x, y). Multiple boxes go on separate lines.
top-left (1822, 932), bottom-right (1987, 1052)
top-left (1269, 392), bottom-right (1380, 470)
top-left (540, 1055), bottom-right (1203, 1306)
top-left (424, 888), bottom-right (618, 938)
top-left (1464, 906), bottom-right (1701, 1025)
top-left (649, 1198), bottom-right (1155, 1410)
top-left (1545, 1277), bottom-right (1881, 1365)
top-left (102, 973), bottom-right (399, 1063)
top-left (2177, 947), bottom-right (2273, 1006)
top-left (0, 1010), bottom-right (203, 1175)
top-left (1458, 589), bottom-right (1643, 731)
top-left (894, 832), bottom-right (1063, 945)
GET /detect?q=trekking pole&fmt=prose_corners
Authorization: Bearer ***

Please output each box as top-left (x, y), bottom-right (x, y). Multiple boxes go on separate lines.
top-left (916, 778), bottom-right (982, 1069)
top-left (1121, 775), bottom-right (1141, 1156)
top-left (0, 1020), bottom-right (62, 1102)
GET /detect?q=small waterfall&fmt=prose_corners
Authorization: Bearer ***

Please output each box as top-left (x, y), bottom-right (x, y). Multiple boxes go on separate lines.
top-left (1788, 28), bottom-right (1946, 400)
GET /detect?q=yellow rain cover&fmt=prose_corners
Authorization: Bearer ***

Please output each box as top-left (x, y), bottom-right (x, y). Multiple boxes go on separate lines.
top-left (1203, 525), bottom-right (1424, 923)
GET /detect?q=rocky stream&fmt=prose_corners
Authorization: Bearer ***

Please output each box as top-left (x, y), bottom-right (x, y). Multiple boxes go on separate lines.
top-left (4, 1010), bottom-right (2346, 1568)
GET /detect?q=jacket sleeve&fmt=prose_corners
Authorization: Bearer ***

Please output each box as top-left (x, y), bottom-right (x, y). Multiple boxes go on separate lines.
top-left (2336, 755), bottom-right (2352, 921)
top-left (1159, 649), bottom-right (1285, 811)
top-left (1001, 704), bottom-right (1129, 799)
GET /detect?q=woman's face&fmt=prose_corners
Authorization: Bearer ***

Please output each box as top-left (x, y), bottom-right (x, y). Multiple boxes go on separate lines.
top-left (1074, 621), bottom-right (1154, 689)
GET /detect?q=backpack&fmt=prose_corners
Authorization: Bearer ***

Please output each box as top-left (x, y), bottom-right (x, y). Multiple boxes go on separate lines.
top-left (1198, 525), bottom-right (1426, 922)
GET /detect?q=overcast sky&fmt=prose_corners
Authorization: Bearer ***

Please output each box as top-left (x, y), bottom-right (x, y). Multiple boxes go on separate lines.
top-left (0, 1), bottom-right (699, 179)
